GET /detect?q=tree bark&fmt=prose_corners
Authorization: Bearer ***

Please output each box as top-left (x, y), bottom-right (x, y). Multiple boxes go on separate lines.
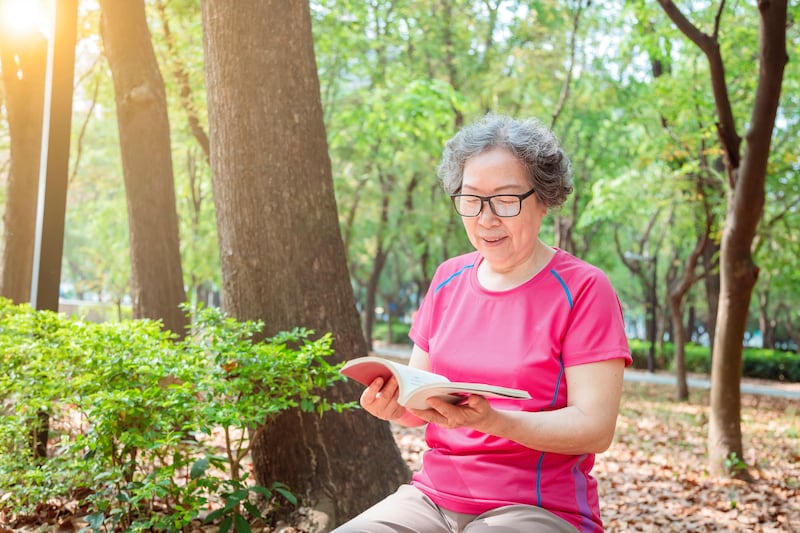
top-left (201, 2), bottom-right (410, 530)
top-left (99, 0), bottom-right (187, 335)
top-left (0, 32), bottom-right (47, 303)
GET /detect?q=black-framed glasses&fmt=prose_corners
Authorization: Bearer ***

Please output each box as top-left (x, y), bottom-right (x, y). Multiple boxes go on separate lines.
top-left (450, 187), bottom-right (537, 217)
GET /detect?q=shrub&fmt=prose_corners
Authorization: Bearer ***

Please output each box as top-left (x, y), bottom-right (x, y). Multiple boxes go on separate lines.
top-left (0, 299), bottom-right (349, 531)
top-left (627, 337), bottom-right (799, 382)
top-left (372, 320), bottom-right (412, 345)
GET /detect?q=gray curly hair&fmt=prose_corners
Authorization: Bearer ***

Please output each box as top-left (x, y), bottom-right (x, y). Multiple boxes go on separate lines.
top-left (437, 113), bottom-right (573, 208)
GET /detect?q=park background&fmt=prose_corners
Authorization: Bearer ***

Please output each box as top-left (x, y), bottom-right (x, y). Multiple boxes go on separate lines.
top-left (0, 1), bottom-right (798, 532)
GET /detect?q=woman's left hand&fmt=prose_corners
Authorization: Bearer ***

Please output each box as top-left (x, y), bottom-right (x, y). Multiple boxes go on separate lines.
top-left (409, 394), bottom-right (494, 430)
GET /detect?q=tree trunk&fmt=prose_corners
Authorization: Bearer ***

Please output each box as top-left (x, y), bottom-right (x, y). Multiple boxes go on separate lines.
top-left (364, 246), bottom-right (388, 352)
top-left (99, 0), bottom-right (187, 335)
top-left (0, 32), bottom-right (47, 303)
top-left (201, 2), bottom-right (410, 530)
top-left (702, 238), bottom-right (720, 356)
top-left (658, 0), bottom-right (787, 479)
top-left (709, 217), bottom-right (756, 478)
top-left (668, 293), bottom-right (689, 401)
top-left (709, 4), bottom-right (786, 479)
top-left (708, 1), bottom-right (787, 478)
top-left (757, 288), bottom-right (775, 349)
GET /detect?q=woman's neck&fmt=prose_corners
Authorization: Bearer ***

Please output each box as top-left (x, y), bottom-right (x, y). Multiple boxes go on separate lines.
top-left (477, 242), bottom-right (555, 291)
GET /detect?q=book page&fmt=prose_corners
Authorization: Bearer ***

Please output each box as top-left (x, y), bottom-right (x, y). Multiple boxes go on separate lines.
top-left (340, 356), bottom-right (449, 388)
top-left (401, 382), bottom-right (531, 410)
top-left (389, 361), bottom-right (450, 388)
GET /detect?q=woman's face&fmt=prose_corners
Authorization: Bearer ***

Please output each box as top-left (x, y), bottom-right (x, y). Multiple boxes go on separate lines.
top-left (459, 147), bottom-right (547, 275)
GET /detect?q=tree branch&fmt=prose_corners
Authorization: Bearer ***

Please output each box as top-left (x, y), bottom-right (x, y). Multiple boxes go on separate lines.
top-left (551, 0), bottom-right (585, 130)
top-left (657, 0), bottom-right (741, 187)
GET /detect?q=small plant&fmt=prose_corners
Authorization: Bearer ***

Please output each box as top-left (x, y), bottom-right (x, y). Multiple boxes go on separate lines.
top-left (723, 451), bottom-right (747, 478)
top-left (203, 476), bottom-right (297, 533)
top-left (728, 488), bottom-right (738, 510)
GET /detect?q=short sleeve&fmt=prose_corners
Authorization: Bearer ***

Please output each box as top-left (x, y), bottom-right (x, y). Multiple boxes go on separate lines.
top-left (560, 271), bottom-right (631, 368)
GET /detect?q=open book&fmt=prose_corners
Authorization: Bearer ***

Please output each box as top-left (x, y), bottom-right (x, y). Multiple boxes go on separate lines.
top-left (340, 356), bottom-right (531, 410)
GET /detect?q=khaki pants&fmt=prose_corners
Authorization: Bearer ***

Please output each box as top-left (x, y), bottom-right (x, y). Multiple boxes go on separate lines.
top-left (331, 484), bottom-right (580, 533)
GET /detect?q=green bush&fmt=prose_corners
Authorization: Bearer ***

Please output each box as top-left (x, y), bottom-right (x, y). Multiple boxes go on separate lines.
top-left (742, 347), bottom-right (800, 382)
top-left (627, 338), bottom-right (799, 382)
top-left (0, 299), bottom-right (349, 531)
top-left (372, 320), bottom-right (412, 345)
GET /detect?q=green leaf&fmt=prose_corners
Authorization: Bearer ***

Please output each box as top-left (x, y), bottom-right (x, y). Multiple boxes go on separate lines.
top-left (204, 508), bottom-right (226, 524)
top-left (243, 501), bottom-right (263, 520)
top-left (248, 485), bottom-right (273, 499)
top-left (190, 457), bottom-right (210, 480)
top-left (218, 515), bottom-right (232, 533)
top-left (234, 513), bottom-right (251, 533)
top-left (274, 486), bottom-right (298, 506)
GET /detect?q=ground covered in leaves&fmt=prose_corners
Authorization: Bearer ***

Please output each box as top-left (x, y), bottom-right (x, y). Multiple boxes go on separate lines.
top-left (393, 380), bottom-right (800, 533)
top-left (2, 379), bottom-right (798, 532)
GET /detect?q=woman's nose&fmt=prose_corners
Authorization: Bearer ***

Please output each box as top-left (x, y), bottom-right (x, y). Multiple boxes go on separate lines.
top-left (477, 202), bottom-right (499, 225)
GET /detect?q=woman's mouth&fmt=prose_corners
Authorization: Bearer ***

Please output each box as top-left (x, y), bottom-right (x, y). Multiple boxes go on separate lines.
top-left (481, 235), bottom-right (506, 245)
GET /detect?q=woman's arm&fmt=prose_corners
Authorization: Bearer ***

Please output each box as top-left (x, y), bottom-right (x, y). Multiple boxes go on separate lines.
top-left (410, 357), bottom-right (626, 454)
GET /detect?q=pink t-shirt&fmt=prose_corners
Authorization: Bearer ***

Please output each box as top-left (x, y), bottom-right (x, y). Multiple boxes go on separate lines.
top-left (408, 249), bottom-right (631, 533)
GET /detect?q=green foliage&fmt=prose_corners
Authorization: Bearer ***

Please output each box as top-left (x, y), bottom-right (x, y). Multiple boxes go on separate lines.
top-left (628, 338), bottom-right (800, 382)
top-left (372, 320), bottom-right (412, 345)
top-left (26, 0), bottom-right (797, 362)
top-left (741, 347), bottom-right (800, 383)
top-left (0, 299), bottom-right (348, 530)
top-left (723, 452), bottom-right (748, 486)
top-left (203, 478), bottom-right (296, 533)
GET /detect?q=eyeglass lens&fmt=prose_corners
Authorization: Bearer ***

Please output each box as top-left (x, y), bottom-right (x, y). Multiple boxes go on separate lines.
top-left (453, 195), bottom-right (521, 217)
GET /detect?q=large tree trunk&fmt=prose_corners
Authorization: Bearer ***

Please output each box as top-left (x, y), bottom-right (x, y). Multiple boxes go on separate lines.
top-left (201, 2), bottom-right (410, 530)
top-left (99, 0), bottom-right (187, 335)
top-left (0, 32), bottom-right (47, 303)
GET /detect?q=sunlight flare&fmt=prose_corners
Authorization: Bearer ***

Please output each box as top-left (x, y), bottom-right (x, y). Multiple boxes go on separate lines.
top-left (0, 0), bottom-right (50, 39)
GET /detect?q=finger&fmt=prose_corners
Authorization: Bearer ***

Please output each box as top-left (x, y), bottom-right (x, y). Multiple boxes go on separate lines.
top-left (377, 376), bottom-right (400, 400)
top-left (361, 377), bottom-right (385, 405)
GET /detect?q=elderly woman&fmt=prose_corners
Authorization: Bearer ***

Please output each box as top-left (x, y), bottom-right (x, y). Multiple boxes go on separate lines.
top-left (334, 114), bottom-right (631, 533)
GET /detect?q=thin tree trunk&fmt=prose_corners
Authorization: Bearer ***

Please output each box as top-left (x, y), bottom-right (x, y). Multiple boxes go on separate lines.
top-left (0, 32), bottom-right (47, 303)
top-left (757, 288), bottom-right (775, 349)
top-left (668, 295), bottom-right (689, 400)
top-left (99, 0), bottom-right (187, 335)
top-left (201, 2), bottom-right (409, 529)
top-left (364, 246), bottom-right (389, 351)
top-left (658, 0), bottom-right (787, 478)
top-left (703, 239), bottom-right (720, 356)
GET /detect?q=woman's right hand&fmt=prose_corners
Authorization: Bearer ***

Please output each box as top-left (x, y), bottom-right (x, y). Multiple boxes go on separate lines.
top-left (360, 376), bottom-right (406, 421)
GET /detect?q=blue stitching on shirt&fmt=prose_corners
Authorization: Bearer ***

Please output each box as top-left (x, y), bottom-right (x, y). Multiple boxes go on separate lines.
top-left (552, 357), bottom-right (565, 406)
top-left (549, 269), bottom-right (573, 309)
top-left (536, 452), bottom-right (545, 505)
top-left (433, 263), bottom-right (475, 294)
